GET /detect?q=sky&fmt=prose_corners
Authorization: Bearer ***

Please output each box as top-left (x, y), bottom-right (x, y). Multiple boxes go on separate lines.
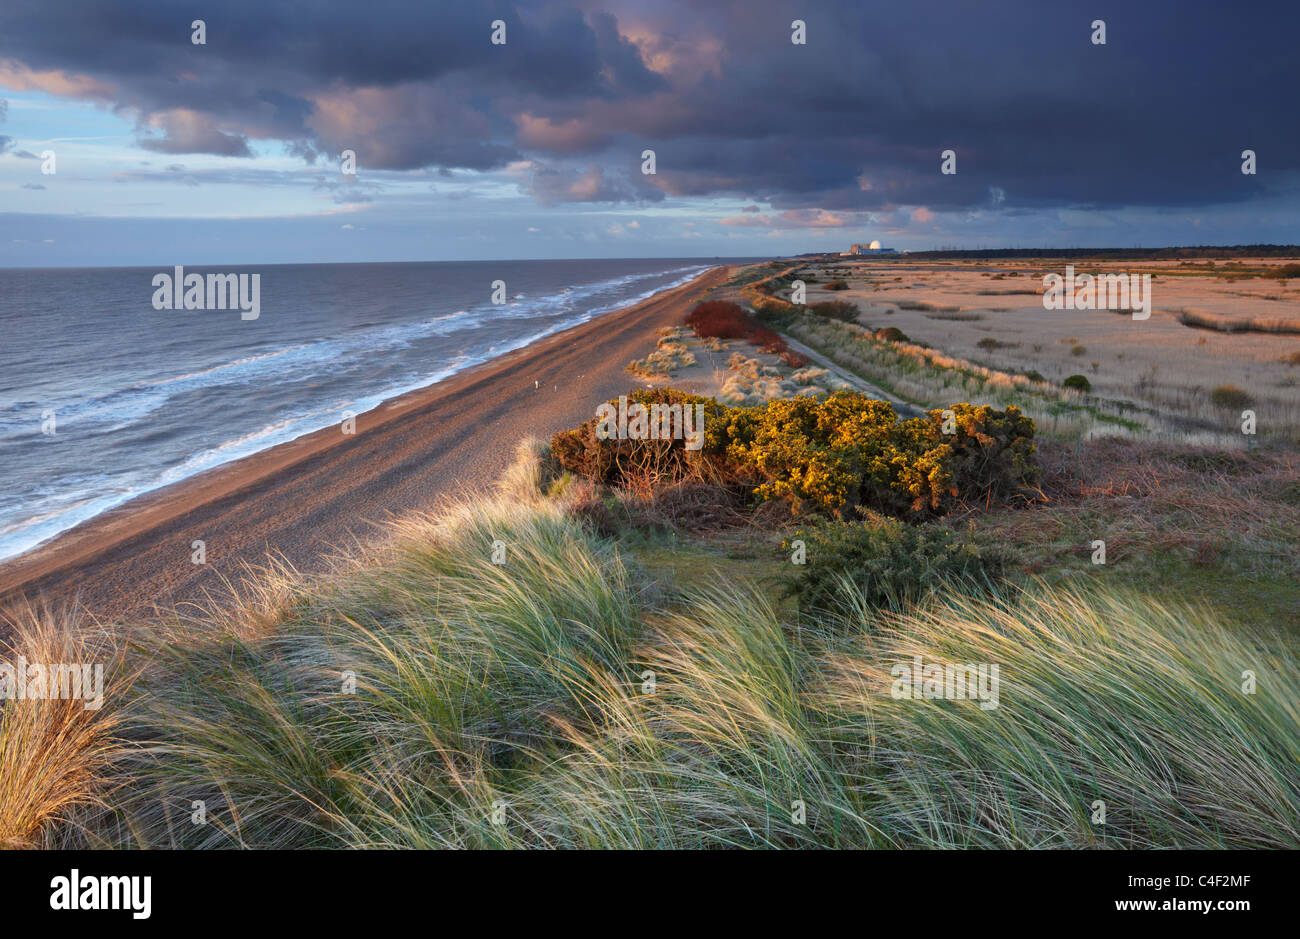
top-left (1, 0), bottom-right (1297, 267)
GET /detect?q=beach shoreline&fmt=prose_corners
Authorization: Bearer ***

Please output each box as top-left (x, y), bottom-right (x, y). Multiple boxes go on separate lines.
top-left (0, 265), bottom-right (731, 622)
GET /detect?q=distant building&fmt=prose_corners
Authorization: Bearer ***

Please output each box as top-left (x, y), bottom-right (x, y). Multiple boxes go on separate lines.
top-left (842, 240), bottom-right (897, 256)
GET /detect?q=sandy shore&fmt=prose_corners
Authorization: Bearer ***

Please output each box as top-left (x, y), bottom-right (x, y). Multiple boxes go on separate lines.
top-left (0, 266), bottom-right (730, 623)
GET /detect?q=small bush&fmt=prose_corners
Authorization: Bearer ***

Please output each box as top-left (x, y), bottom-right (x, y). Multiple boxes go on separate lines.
top-left (1022, 369), bottom-right (1046, 383)
top-left (791, 366), bottom-right (829, 386)
top-left (686, 301), bottom-right (751, 340)
top-left (930, 402), bottom-right (1039, 507)
top-left (874, 326), bottom-right (910, 343)
top-left (782, 514), bottom-right (1006, 616)
top-left (751, 294), bottom-right (799, 317)
top-left (807, 300), bottom-right (859, 322)
top-left (926, 311), bottom-right (982, 321)
top-left (551, 388), bottom-right (734, 488)
top-left (1210, 384), bottom-right (1253, 409)
top-left (824, 279), bottom-right (850, 291)
top-left (627, 340), bottom-right (695, 378)
top-left (898, 301), bottom-right (961, 312)
top-left (779, 349), bottom-right (810, 368)
top-left (1063, 374), bottom-right (1091, 393)
top-left (687, 300), bottom-right (791, 355)
top-left (1070, 344), bottom-right (1087, 356)
top-left (748, 325), bottom-right (788, 355)
top-left (976, 337), bottom-right (999, 350)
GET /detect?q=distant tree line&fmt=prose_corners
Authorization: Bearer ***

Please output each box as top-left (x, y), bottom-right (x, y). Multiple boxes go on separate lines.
top-left (869, 245), bottom-right (1300, 261)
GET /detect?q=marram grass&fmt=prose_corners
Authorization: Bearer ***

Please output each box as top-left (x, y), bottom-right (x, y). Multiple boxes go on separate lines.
top-left (817, 585), bottom-right (1300, 848)
top-left (0, 603), bottom-right (129, 848)
top-left (7, 445), bottom-right (1298, 849)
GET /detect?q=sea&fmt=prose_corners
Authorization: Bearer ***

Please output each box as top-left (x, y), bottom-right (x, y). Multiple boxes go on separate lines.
top-left (0, 257), bottom-right (754, 562)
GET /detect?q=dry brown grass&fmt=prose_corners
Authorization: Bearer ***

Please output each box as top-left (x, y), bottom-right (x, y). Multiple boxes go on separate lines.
top-left (0, 601), bottom-right (128, 848)
top-left (962, 437), bottom-right (1300, 599)
top-left (787, 259), bottom-right (1300, 438)
top-left (1176, 309), bottom-right (1300, 335)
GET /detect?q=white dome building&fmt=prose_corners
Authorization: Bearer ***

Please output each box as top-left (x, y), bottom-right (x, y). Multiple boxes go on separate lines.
top-left (844, 240), bottom-right (897, 256)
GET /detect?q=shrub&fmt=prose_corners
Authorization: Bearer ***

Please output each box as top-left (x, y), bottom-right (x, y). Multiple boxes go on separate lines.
top-left (685, 301), bottom-right (751, 340)
top-left (898, 301), bottom-right (961, 312)
top-left (627, 341), bottom-right (695, 378)
top-left (1063, 374), bottom-right (1091, 393)
top-left (807, 300), bottom-right (859, 322)
top-left (748, 325), bottom-right (789, 355)
top-left (554, 392), bottom-right (1038, 519)
top-left (782, 514), bottom-right (1006, 616)
top-left (727, 395), bottom-right (1037, 516)
top-left (1070, 344), bottom-right (1087, 356)
top-left (791, 366), bottom-right (829, 386)
top-left (874, 326), bottom-right (910, 343)
top-left (751, 294), bottom-right (799, 317)
top-left (779, 349), bottom-right (810, 368)
top-left (551, 388), bottom-right (735, 488)
top-left (976, 337), bottom-right (999, 350)
top-left (686, 300), bottom-right (791, 355)
top-left (1022, 369), bottom-right (1046, 383)
top-left (1210, 384), bottom-right (1253, 409)
top-left (930, 402), bottom-right (1038, 505)
top-left (824, 279), bottom-right (850, 291)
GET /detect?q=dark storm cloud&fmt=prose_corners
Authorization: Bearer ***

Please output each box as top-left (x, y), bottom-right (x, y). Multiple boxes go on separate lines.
top-left (0, 0), bottom-right (638, 165)
top-left (0, 0), bottom-right (1296, 211)
top-left (592, 0), bottom-right (1298, 212)
top-left (527, 160), bottom-right (664, 204)
top-left (137, 110), bottom-right (252, 156)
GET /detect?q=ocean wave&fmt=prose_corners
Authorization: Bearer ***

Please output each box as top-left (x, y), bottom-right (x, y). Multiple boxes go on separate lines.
top-left (0, 263), bottom-right (711, 562)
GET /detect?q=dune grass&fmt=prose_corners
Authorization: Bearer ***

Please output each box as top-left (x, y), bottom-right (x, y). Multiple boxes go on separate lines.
top-left (7, 441), bottom-right (1294, 850)
top-left (0, 603), bottom-right (128, 848)
top-left (820, 585), bottom-right (1299, 848)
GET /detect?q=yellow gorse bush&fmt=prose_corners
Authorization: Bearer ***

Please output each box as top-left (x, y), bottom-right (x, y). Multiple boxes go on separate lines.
top-left (553, 388), bottom-right (1037, 517)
